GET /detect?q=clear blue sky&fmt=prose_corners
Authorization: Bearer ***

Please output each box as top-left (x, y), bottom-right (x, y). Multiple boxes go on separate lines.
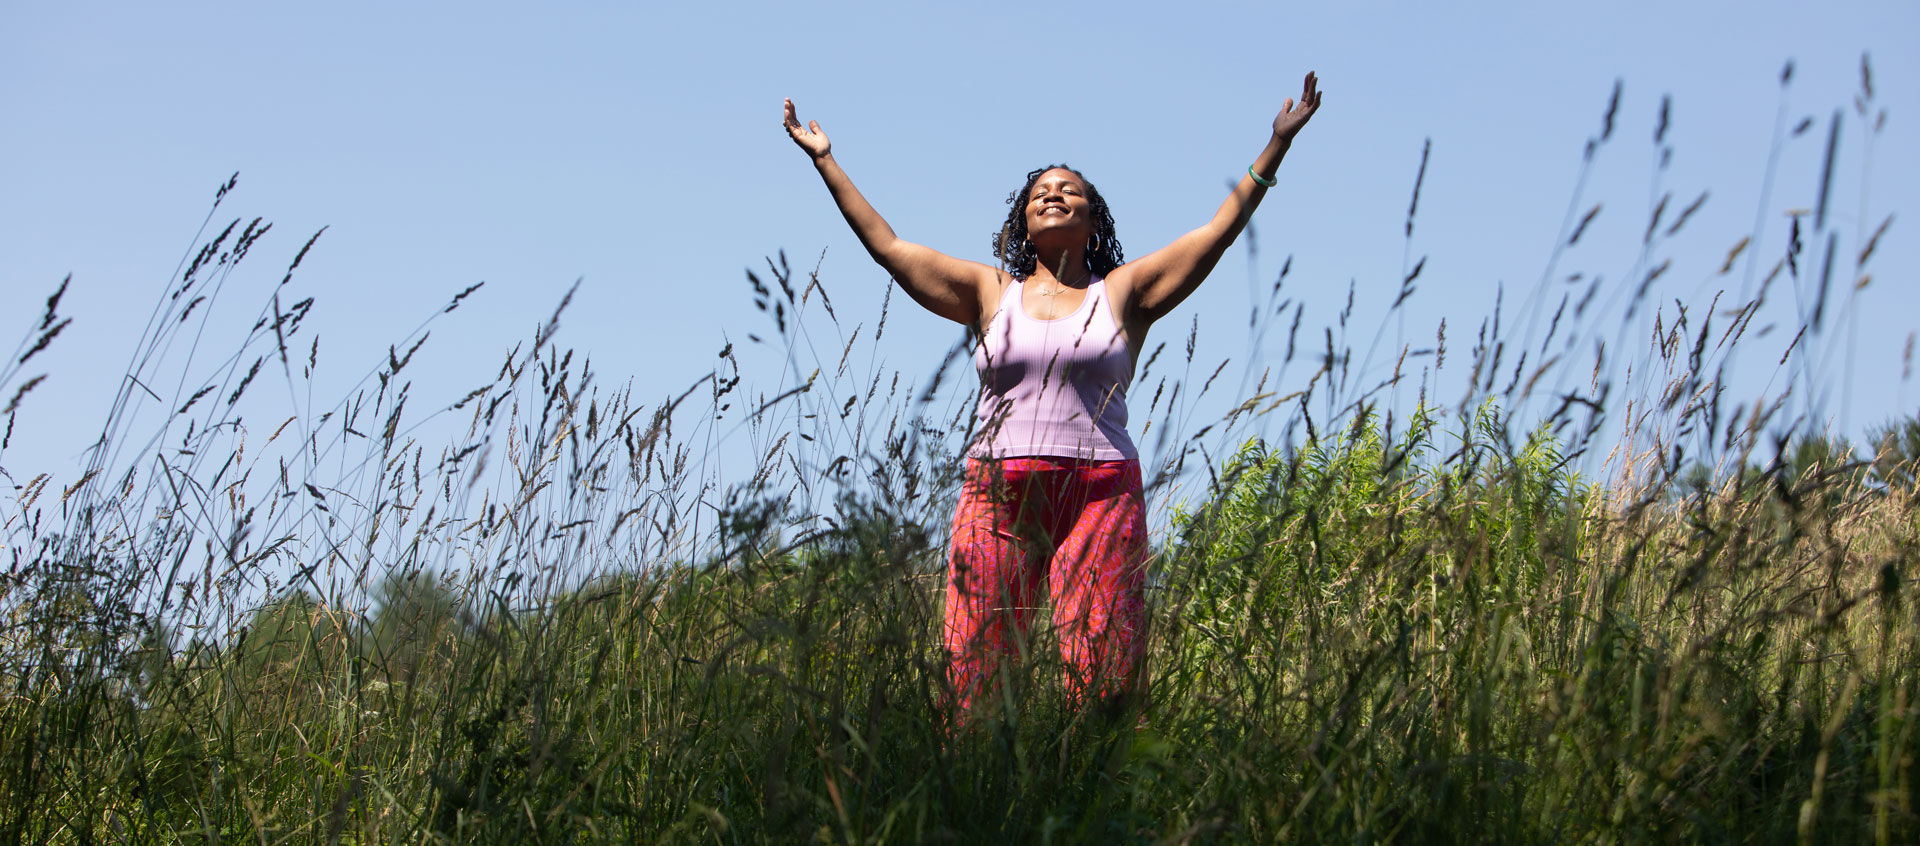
top-left (4, 1), bottom-right (1916, 495)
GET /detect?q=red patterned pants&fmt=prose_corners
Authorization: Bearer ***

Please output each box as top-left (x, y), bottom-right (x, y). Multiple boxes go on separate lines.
top-left (944, 456), bottom-right (1148, 712)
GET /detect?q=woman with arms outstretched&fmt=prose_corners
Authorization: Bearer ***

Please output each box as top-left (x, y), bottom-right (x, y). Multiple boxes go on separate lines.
top-left (783, 73), bottom-right (1323, 715)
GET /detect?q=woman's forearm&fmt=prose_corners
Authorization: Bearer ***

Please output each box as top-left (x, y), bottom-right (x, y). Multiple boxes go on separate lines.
top-left (1211, 74), bottom-right (1319, 237)
top-left (1250, 132), bottom-right (1292, 186)
top-left (812, 153), bottom-right (904, 267)
top-left (1213, 133), bottom-right (1291, 234)
top-left (782, 98), bottom-right (987, 324)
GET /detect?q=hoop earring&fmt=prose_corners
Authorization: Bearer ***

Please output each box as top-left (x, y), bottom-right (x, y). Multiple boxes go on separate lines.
top-left (1088, 233), bottom-right (1102, 255)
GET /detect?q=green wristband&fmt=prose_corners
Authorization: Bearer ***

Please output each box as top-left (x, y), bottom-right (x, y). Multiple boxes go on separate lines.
top-left (1248, 165), bottom-right (1276, 188)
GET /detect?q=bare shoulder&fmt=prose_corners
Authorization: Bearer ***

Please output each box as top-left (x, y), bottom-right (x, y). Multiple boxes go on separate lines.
top-left (1102, 261), bottom-right (1145, 321)
top-left (974, 265), bottom-right (1015, 327)
top-left (933, 253), bottom-right (1005, 301)
top-left (889, 249), bottom-right (1005, 327)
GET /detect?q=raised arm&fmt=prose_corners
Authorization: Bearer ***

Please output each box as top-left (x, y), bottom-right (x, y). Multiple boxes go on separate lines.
top-left (784, 99), bottom-right (999, 327)
top-left (1110, 72), bottom-right (1323, 327)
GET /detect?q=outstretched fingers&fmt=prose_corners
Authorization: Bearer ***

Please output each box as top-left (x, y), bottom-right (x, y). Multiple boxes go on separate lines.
top-left (783, 98), bottom-right (811, 143)
top-left (783, 98), bottom-right (831, 157)
top-left (1271, 71), bottom-right (1323, 140)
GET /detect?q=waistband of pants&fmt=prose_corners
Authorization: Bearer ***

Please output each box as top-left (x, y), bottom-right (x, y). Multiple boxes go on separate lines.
top-left (968, 456), bottom-right (1138, 473)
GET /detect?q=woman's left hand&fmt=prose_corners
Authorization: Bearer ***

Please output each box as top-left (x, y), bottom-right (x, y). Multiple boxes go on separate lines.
top-left (1271, 71), bottom-right (1323, 142)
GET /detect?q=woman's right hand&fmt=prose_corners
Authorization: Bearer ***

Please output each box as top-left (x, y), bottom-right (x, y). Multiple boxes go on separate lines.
top-left (783, 98), bottom-right (831, 159)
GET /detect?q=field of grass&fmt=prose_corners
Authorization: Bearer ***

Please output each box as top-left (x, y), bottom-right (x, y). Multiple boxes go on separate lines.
top-left (3, 69), bottom-right (1916, 843)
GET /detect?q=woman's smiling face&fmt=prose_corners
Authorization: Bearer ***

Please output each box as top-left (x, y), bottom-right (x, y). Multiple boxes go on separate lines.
top-left (1024, 168), bottom-right (1094, 243)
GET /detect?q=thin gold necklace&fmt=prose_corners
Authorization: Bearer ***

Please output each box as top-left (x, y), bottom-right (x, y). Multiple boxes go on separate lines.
top-left (1033, 273), bottom-right (1087, 297)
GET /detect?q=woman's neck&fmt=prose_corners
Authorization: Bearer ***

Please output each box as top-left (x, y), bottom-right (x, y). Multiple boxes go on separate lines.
top-left (1028, 247), bottom-right (1091, 288)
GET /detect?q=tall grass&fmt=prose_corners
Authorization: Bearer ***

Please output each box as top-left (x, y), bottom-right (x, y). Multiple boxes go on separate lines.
top-left (2, 63), bottom-right (1915, 842)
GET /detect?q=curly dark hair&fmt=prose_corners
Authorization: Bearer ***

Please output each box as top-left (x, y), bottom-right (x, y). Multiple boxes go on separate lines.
top-left (990, 164), bottom-right (1124, 279)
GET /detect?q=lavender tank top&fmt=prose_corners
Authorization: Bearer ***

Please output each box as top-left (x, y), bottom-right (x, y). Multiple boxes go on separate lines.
top-left (968, 276), bottom-right (1138, 461)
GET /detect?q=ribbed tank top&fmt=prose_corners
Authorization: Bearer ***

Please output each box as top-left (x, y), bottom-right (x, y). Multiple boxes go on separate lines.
top-left (968, 276), bottom-right (1138, 461)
